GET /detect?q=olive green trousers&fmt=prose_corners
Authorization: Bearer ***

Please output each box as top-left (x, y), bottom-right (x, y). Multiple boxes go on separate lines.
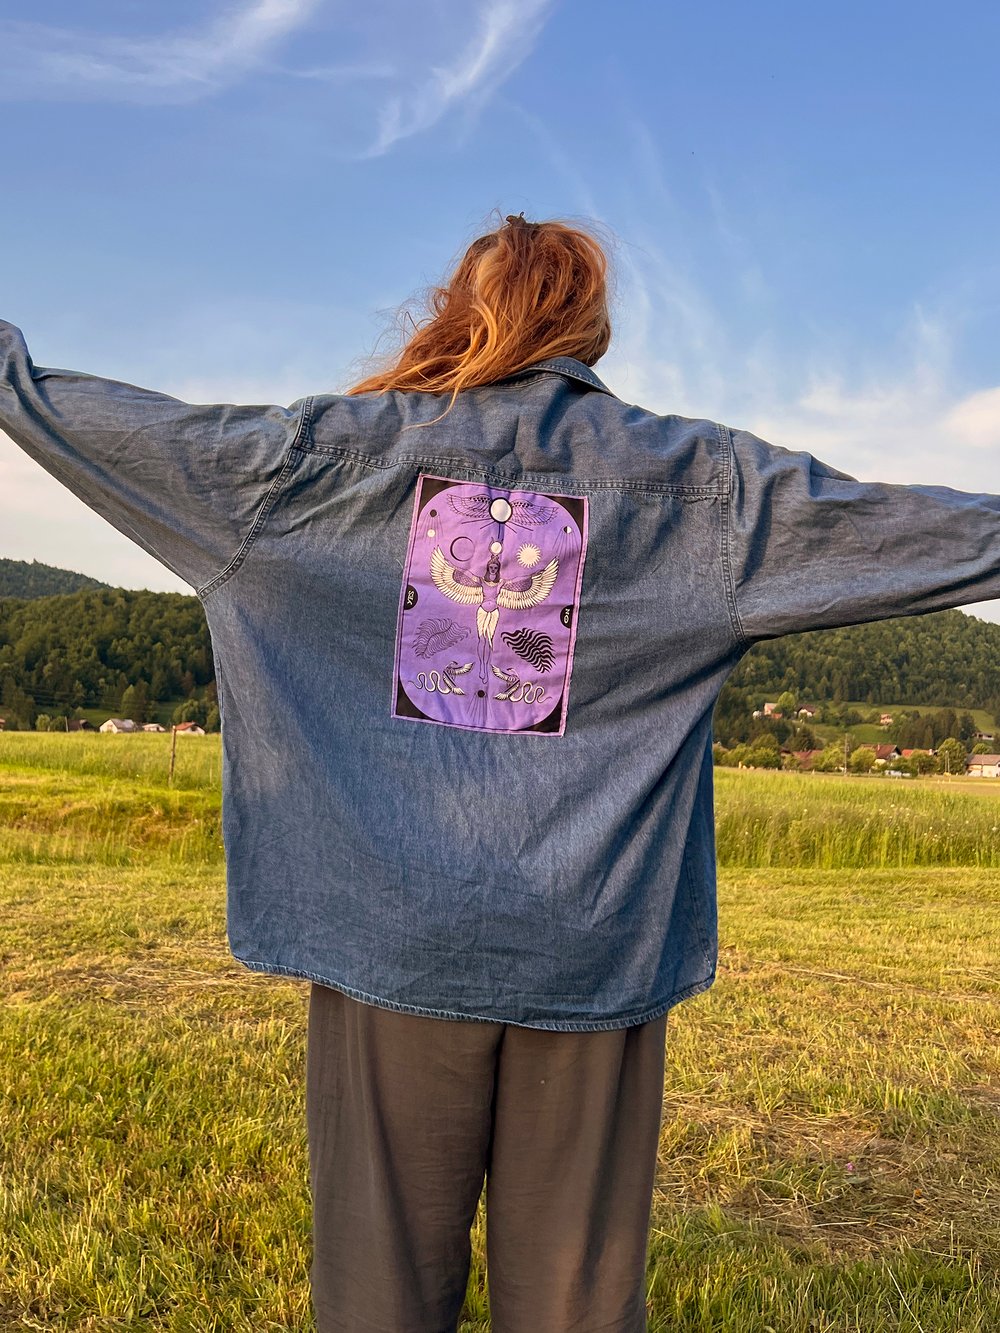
top-left (306, 983), bottom-right (668, 1333)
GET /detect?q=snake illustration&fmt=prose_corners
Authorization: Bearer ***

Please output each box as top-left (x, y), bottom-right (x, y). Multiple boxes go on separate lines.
top-left (490, 663), bottom-right (546, 704)
top-left (412, 660), bottom-right (474, 695)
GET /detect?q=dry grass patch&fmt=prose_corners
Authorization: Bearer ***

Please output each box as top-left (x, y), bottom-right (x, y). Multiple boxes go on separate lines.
top-left (2, 753), bottom-right (999, 1328)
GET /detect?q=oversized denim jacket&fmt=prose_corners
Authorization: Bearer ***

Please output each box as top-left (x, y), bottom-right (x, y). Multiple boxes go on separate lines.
top-left (4, 317), bottom-right (1000, 1029)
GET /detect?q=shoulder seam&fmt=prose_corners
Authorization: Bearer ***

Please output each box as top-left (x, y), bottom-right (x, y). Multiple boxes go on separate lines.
top-left (196, 395), bottom-right (313, 601)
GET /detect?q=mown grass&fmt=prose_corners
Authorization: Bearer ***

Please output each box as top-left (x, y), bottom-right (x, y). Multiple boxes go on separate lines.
top-left (1, 734), bottom-right (999, 1330)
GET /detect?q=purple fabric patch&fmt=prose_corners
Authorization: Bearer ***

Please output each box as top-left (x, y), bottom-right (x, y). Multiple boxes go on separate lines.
top-left (392, 474), bottom-right (589, 736)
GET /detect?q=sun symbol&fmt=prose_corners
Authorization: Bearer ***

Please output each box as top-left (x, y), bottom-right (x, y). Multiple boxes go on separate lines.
top-left (516, 542), bottom-right (542, 568)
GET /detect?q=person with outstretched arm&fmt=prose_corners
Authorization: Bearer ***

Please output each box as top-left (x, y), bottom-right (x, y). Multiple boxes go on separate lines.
top-left (4, 212), bottom-right (1000, 1332)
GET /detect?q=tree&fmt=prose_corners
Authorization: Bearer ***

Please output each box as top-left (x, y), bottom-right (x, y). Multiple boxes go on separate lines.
top-left (813, 745), bottom-right (846, 773)
top-left (789, 724), bottom-right (818, 751)
top-left (750, 732), bottom-right (780, 754)
top-left (774, 690), bottom-right (797, 718)
top-left (958, 712), bottom-right (978, 743)
top-left (34, 713), bottom-right (51, 731)
top-left (172, 697), bottom-right (208, 726)
top-left (205, 704), bottom-right (221, 733)
top-left (121, 680), bottom-right (151, 725)
top-left (972, 741), bottom-right (992, 755)
top-left (936, 737), bottom-right (966, 776)
top-left (848, 745), bottom-right (878, 773)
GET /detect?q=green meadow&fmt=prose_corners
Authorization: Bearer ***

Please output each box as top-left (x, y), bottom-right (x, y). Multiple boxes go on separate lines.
top-left (1, 735), bottom-right (998, 1330)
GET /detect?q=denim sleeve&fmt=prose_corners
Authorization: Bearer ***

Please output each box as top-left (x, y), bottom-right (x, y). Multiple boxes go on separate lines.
top-left (0, 319), bottom-right (307, 591)
top-left (726, 425), bottom-right (1000, 643)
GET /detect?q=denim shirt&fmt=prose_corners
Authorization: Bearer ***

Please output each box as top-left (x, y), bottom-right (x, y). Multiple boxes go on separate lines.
top-left (5, 317), bottom-right (1000, 1030)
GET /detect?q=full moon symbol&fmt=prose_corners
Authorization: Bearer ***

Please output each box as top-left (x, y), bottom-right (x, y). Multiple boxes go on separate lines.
top-left (449, 535), bottom-right (475, 562)
top-left (489, 497), bottom-right (513, 523)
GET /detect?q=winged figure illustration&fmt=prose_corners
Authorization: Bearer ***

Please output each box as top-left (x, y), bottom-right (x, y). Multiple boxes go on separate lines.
top-left (429, 545), bottom-right (559, 683)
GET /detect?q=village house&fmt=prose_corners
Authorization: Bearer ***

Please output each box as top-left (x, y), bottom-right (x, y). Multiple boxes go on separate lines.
top-left (174, 721), bottom-right (206, 736)
top-left (872, 743), bottom-right (902, 763)
top-left (796, 705), bottom-right (816, 718)
top-left (99, 718), bottom-right (138, 733)
top-left (966, 754), bottom-right (1000, 778)
top-left (853, 743), bottom-right (902, 766)
top-left (142, 723), bottom-right (166, 732)
top-left (879, 713), bottom-right (894, 726)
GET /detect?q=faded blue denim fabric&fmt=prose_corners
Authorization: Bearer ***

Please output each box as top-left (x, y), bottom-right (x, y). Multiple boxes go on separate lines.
top-left (5, 317), bottom-right (1000, 1029)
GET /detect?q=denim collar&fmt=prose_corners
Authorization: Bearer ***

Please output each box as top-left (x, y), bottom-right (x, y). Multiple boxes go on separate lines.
top-left (505, 356), bottom-right (616, 397)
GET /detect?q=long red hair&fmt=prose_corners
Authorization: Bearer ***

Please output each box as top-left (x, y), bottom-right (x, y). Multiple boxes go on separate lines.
top-left (346, 211), bottom-right (613, 414)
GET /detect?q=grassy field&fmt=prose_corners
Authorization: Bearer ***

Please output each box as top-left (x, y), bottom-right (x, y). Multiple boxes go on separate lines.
top-left (1, 735), bottom-right (998, 1330)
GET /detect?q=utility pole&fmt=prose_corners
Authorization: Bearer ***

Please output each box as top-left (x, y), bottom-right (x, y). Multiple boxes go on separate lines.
top-left (843, 733), bottom-right (850, 776)
top-left (168, 725), bottom-right (177, 787)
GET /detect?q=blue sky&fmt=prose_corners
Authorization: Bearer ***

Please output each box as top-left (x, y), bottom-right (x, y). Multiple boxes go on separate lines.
top-left (3, 0), bottom-right (1000, 617)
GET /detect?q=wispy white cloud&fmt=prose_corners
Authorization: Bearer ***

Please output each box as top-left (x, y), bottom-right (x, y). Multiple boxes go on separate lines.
top-left (357, 0), bottom-right (555, 157)
top-left (604, 248), bottom-right (1000, 621)
top-left (608, 234), bottom-right (1000, 496)
top-left (0, 0), bottom-right (556, 158)
top-left (599, 112), bottom-right (995, 488)
top-left (0, 0), bottom-right (323, 104)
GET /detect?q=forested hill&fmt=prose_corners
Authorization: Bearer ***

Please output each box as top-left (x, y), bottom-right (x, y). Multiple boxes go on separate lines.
top-left (2, 571), bottom-right (1000, 732)
top-left (0, 586), bottom-right (212, 724)
top-left (0, 557), bottom-right (110, 599)
top-left (728, 608), bottom-right (1000, 715)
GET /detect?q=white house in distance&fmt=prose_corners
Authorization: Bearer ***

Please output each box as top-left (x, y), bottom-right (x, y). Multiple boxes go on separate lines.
top-left (174, 721), bottom-right (206, 736)
top-left (967, 754), bottom-right (1000, 778)
top-left (100, 718), bottom-right (138, 733)
top-left (142, 723), bottom-right (166, 732)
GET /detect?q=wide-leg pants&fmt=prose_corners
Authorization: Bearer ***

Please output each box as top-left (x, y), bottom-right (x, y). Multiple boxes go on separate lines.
top-left (306, 983), bottom-right (669, 1333)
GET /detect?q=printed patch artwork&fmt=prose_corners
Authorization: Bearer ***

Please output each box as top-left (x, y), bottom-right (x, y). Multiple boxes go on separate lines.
top-left (392, 474), bottom-right (589, 736)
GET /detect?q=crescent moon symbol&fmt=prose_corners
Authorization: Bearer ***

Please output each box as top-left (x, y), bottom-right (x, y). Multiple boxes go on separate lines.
top-left (449, 535), bottom-right (475, 562)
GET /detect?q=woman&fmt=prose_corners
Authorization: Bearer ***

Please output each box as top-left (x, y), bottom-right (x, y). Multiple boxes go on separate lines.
top-left (4, 212), bottom-right (1000, 1332)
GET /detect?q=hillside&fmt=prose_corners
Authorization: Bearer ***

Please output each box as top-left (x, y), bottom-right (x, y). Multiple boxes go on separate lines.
top-left (2, 564), bottom-right (1000, 740)
top-left (726, 609), bottom-right (1000, 714)
top-left (0, 585), bottom-right (213, 727)
top-left (0, 556), bottom-right (110, 600)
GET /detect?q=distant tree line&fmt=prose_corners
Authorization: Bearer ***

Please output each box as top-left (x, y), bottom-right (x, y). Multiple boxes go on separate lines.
top-left (715, 609), bottom-right (1000, 747)
top-left (0, 587), bottom-right (215, 730)
top-left (725, 608), bottom-right (1000, 712)
top-left (714, 733), bottom-right (976, 776)
top-left (0, 556), bottom-right (109, 600)
top-left (3, 581), bottom-right (1000, 743)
